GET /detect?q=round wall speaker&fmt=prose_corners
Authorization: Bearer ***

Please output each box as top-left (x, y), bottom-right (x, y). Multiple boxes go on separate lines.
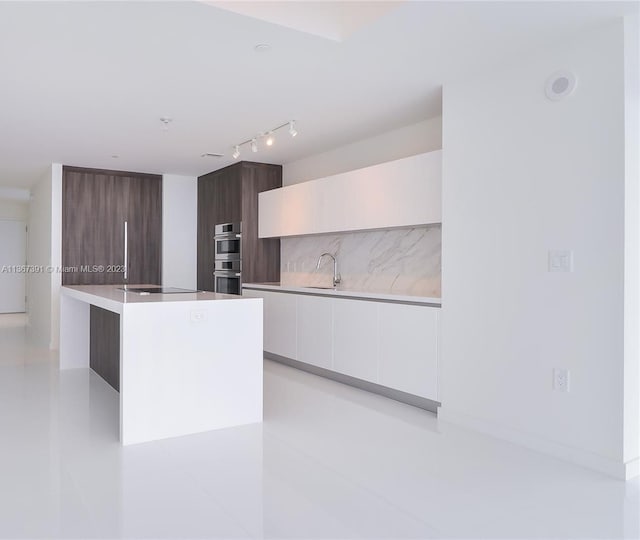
top-left (545, 70), bottom-right (577, 101)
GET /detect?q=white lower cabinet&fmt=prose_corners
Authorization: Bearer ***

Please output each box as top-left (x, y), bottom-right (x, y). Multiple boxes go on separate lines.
top-left (297, 295), bottom-right (333, 370)
top-left (332, 298), bottom-right (379, 384)
top-left (243, 289), bottom-right (297, 359)
top-left (379, 303), bottom-right (439, 401)
top-left (244, 288), bottom-right (440, 401)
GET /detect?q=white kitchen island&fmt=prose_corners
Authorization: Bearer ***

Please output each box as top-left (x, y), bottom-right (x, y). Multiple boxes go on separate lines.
top-left (59, 285), bottom-right (263, 445)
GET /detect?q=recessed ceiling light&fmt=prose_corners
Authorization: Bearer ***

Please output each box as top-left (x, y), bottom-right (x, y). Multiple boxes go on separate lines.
top-left (159, 117), bottom-right (172, 131)
top-left (254, 43), bottom-right (271, 53)
top-left (111, 155), bottom-right (119, 159)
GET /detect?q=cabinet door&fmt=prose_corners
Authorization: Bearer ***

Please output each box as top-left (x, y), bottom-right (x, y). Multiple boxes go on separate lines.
top-left (332, 298), bottom-right (379, 383)
top-left (63, 168), bottom-right (162, 286)
top-left (379, 304), bottom-right (439, 400)
top-left (197, 165), bottom-right (242, 291)
top-left (258, 151), bottom-right (441, 238)
top-left (126, 175), bottom-right (162, 285)
top-left (243, 290), bottom-right (296, 359)
top-left (62, 169), bottom-right (128, 285)
top-left (240, 162), bottom-right (281, 284)
top-left (297, 295), bottom-right (333, 370)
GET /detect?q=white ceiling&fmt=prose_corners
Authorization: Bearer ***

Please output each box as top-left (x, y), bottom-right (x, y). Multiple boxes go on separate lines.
top-left (0, 1), bottom-right (636, 188)
top-left (208, 1), bottom-right (404, 41)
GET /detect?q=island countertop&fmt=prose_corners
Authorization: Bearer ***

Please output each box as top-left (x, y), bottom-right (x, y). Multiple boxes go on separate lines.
top-left (62, 284), bottom-right (247, 314)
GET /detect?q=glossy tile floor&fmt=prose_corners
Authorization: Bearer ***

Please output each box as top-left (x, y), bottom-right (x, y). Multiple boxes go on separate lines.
top-left (0, 316), bottom-right (638, 539)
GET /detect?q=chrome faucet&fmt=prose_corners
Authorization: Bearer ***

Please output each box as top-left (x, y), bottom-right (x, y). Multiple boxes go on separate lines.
top-left (316, 252), bottom-right (341, 287)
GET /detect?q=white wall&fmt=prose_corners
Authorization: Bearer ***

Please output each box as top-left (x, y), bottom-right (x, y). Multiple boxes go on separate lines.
top-left (49, 164), bottom-right (62, 350)
top-left (26, 164), bottom-right (62, 349)
top-left (623, 12), bottom-right (639, 471)
top-left (26, 167), bottom-right (53, 346)
top-left (283, 116), bottom-right (442, 185)
top-left (162, 174), bottom-right (197, 290)
top-left (0, 199), bottom-right (28, 220)
top-left (440, 20), bottom-right (636, 479)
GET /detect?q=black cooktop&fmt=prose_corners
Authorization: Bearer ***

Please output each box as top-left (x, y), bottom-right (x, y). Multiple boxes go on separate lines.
top-left (119, 287), bottom-right (200, 294)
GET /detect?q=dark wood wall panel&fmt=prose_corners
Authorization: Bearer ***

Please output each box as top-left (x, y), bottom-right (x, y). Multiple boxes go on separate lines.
top-left (90, 305), bottom-right (120, 392)
top-left (197, 176), bottom-right (216, 291)
top-left (62, 170), bottom-right (127, 285)
top-left (127, 175), bottom-right (162, 285)
top-left (197, 164), bottom-right (241, 291)
top-left (62, 166), bottom-right (162, 286)
top-left (197, 161), bottom-right (281, 291)
top-left (241, 162), bottom-right (281, 284)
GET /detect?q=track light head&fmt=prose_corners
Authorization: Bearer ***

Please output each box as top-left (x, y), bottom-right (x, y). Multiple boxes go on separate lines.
top-left (232, 121), bottom-right (296, 158)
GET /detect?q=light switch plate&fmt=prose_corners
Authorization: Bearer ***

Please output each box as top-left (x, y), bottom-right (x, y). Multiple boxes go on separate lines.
top-left (548, 250), bottom-right (573, 272)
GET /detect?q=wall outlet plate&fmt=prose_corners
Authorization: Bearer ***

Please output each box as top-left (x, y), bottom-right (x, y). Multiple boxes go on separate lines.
top-left (553, 368), bottom-right (570, 392)
top-left (548, 250), bottom-right (573, 272)
top-left (190, 309), bottom-right (206, 323)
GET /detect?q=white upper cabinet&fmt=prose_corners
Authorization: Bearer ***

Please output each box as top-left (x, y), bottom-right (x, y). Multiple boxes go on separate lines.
top-left (258, 150), bottom-right (442, 238)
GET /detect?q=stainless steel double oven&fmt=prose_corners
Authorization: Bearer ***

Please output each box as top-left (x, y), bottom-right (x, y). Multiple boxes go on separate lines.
top-left (213, 222), bottom-right (242, 295)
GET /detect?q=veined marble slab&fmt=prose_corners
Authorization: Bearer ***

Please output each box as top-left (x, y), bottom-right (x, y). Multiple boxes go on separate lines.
top-left (281, 225), bottom-right (441, 297)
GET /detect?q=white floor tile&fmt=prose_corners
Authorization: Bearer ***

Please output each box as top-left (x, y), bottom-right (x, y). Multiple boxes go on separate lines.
top-left (0, 324), bottom-right (637, 539)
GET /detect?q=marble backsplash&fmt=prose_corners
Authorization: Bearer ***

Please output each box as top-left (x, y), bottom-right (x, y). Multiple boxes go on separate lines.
top-left (280, 225), bottom-right (441, 297)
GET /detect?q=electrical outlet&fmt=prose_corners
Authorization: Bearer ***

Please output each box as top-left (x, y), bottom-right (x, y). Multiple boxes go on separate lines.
top-left (190, 309), bottom-right (206, 323)
top-left (548, 250), bottom-right (573, 272)
top-left (553, 368), bottom-right (570, 392)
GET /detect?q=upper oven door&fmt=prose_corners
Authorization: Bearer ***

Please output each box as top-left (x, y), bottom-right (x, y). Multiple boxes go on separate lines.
top-left (214, 236), bottom-right (241, 260)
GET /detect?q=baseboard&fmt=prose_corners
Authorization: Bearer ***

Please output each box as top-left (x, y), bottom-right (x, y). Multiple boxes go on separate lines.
top-left (265, 352), bottom-right (440, 413)
top-left (438, 407), bottom-right (636, 480)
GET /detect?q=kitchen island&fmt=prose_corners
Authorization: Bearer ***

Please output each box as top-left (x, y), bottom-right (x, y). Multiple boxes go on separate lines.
top-left (59, 285), bottom-right (263, 445)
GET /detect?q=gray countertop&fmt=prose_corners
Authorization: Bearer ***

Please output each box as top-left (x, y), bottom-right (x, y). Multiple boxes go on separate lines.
top-left (242, 282), bottom-right (441, 306)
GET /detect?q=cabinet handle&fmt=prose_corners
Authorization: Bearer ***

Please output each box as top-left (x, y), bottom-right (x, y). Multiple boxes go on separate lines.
top-left (124, 221), bottom-right (128, 281)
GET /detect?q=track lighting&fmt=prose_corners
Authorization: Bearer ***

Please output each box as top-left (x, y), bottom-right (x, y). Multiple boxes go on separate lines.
top-left (231, 120), bottom-right (298, 158)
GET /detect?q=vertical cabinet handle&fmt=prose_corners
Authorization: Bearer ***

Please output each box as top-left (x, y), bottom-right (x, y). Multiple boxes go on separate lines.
top-left (124, 221), bottom-right (128, 281)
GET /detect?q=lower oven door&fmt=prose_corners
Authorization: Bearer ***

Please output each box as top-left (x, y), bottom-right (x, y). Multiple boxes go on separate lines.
top-left (213, 271), bottom-right (242, 295)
